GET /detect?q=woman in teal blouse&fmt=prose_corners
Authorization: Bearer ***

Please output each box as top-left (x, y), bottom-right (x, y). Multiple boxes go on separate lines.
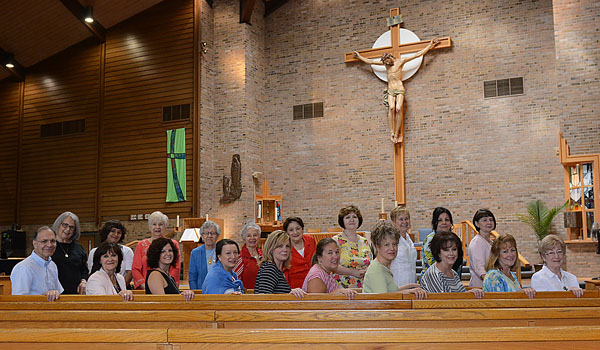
top-left (482, 234), bottom-right (535, 298)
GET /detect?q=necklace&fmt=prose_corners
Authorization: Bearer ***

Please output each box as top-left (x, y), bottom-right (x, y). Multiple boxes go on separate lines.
top-left (57, 242), bottom-right (71, 258)
top-left (207, 251), bottom-right (216, 265)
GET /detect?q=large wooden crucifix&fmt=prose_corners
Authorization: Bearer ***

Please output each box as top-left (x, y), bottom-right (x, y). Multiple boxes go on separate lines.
top-left (345, 8), bottom-right (451, 205)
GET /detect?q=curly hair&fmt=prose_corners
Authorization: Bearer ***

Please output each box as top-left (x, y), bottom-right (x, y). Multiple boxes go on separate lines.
top-left (146, 237), bottom-right (179, 269)
top-left (338, 205), bottom-right (363, 229)
top-left (99, 220), bottom-right (127, 243)
top-left (371, 221), bottom-right (400, 249)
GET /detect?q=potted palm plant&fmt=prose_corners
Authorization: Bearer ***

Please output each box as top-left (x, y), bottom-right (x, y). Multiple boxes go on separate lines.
top-left (516, 199), bottom-right (568, 270)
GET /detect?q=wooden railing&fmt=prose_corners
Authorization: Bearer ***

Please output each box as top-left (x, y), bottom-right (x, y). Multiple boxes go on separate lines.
top-left (457, 220), bottom-right (530, 269)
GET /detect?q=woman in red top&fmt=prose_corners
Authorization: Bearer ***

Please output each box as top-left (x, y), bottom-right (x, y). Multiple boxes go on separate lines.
top-left (233, 222), bottom-right (263, 289)
top-left (284, 217), bottom-right (316, 289)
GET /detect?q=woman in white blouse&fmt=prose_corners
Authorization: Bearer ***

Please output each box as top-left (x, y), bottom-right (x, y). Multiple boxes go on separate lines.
top-left (531, 235), bottom-right (583, 297)
top-left (389, 207), bottom-right (418, 286)
top-left (87, 242), bottom-right (133, 301)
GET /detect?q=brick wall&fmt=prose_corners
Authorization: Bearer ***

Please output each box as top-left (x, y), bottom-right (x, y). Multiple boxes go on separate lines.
top-left (256, 0), bottom-right (599, 277)
top-left (552, 0), bottom-right (600, 276)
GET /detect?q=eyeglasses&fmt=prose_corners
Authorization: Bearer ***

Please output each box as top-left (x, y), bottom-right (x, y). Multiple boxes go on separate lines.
top-left (202, 231), bottom-right (218, 236)
top-left (545, 250), bottom-right (564, 257)
top-left (61, 222), bottom-right (75, 231)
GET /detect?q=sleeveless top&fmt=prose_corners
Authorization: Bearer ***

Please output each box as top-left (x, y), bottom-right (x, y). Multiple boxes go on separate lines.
top-left (145, 269), bottom-right (180, 294)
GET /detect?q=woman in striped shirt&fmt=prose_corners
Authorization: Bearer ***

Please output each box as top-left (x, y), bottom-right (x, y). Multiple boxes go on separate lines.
top-left (420, 231), bottom-right (484, 298)
top-left (254, 230), bottom-right (306, 299)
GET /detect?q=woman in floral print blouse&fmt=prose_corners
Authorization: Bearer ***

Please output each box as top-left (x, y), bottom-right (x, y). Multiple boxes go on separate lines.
top-left (332, 205), bottom-right (373, 288)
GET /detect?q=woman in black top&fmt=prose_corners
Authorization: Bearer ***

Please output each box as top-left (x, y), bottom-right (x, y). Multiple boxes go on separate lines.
top-left (51, 212), bottom-right (88, 294)
top-left (145, 237), bottom-right (194, 301)
top-left (254, 230), bottom-right (306, 299)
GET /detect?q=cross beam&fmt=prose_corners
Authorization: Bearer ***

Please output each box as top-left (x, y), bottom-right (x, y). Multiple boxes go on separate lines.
top-left (345, 8), bottom-right (451, 205)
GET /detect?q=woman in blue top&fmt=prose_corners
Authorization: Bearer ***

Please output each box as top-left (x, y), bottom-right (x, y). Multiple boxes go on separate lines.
top-left (483, 234), bottom-right (536, 298)
top-left (202, 239), bottom-right (244, 294)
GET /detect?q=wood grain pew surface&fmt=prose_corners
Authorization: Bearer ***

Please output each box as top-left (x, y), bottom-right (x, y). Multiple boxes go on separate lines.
top-left (1, 326), bottom-right (600, 350)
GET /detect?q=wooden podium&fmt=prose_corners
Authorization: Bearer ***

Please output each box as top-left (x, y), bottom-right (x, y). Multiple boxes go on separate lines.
top-left (180, 217), bottom-right (225, 280)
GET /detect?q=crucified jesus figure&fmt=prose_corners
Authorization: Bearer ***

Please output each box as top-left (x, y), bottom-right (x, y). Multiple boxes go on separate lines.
top-left (354, 38), bottom-right (440, 143)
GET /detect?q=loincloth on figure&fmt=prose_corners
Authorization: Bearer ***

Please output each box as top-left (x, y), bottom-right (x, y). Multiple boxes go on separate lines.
top-left (383, 89), bottom-right (405, 107)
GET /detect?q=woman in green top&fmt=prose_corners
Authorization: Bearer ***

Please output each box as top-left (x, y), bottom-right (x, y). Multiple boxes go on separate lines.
top-left (363, 221), bottom-right (427, 299)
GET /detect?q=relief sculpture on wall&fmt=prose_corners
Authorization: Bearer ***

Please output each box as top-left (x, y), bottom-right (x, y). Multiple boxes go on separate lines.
top-left (222, 154), bottom-right (242, 203)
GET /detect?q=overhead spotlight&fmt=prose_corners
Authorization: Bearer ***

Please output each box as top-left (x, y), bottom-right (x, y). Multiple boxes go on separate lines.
top-left (84, 6), bottom-right (94, 23)
top-left (5, 54), bottom-right (15, 69)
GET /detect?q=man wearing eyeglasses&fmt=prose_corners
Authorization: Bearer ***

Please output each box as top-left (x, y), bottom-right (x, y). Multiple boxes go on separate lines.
top-left (11, 226), bottom-right (63, 301)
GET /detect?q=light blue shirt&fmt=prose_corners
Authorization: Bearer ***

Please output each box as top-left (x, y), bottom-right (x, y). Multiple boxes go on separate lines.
top-left (11, 252), bottom-right (64, 295)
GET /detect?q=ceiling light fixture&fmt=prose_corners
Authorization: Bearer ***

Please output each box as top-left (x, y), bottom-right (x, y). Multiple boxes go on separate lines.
top-left (5, 54), bottom-right (15, 68)
top-left (84, 6), bottom-right (94, 23)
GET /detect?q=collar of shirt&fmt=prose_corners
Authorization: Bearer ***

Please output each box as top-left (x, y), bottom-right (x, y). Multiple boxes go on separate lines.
top-left (31, 252), bottom-right (52, 268)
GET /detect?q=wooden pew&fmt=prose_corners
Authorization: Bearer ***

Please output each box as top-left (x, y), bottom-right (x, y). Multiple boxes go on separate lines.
top-left (2, 326), bottom-right (600, 349)
top-left (167, 326), bottom-right (600, 349)
top-left (0, 292), bottom-right (599, 331)
top-left (0, 328), bottom-right (167, 350)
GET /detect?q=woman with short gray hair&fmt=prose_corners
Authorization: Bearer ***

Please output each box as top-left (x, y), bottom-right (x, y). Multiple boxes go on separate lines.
top-left (132, 211), bottom-right (181, 289)
top-left (531, 234), bottom-right (583, 297)
top-left (188, 220), bottom-right (221, 290)
top-left (51, 211), bottom-right (88, 294)
top-left (233, 221), bottom-right (262, 289)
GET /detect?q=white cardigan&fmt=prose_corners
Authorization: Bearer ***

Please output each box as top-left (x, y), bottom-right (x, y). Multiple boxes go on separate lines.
top-left (86, 268), bottom-right (126, 295)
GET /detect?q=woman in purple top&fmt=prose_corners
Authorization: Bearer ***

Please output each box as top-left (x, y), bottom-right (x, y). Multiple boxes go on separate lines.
top-left (302, 238), bottom-right (357, 299)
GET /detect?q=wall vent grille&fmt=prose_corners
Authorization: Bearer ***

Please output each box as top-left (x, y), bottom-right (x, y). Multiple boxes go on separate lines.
top-left (293, 102), bottom-right (324, 120)
top-left (484, 77), bottom-right (524, 98)
top-left (163, 103), bottom-right (191, 122)
top-left (41, 119), bottom-right (85, 137)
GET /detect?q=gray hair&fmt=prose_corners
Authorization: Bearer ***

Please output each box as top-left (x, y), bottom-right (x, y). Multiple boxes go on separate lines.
top-left (200, 220), bottom-right (221, 237)
top-left (34, 226), bottom-right (55, 241)
top-left (241, 222), bottom-right (261, 241)
top-left (52, 212), bottom-right (81, 242)
top-left (148, 211), bottom-right (169, 230)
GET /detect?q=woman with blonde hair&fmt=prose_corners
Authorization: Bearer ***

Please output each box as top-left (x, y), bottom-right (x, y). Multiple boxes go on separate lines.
top-left (254, 230), bottom-right (306, 299)
top-left (389, 207), bottom-right (417, 286)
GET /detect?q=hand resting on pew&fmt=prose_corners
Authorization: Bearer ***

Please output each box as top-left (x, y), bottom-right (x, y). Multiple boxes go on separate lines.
top-left (302, 238), bottom-right (358, 300)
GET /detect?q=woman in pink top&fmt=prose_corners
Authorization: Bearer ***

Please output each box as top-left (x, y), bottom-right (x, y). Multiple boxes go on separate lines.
top-left (468, 209), bottom-right (495, 287)
top-left (302, 238), bottom-right (357, 299)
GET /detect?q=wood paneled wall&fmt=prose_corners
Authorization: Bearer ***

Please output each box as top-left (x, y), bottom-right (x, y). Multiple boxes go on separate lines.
top-left (0, 81), bottom-right (21, 224)
top-left (20, 39), bottom-right (101, 224)
top-left (0, 0), bottom-right (195, 226)
top-left (100, 0), bottom-right (194, 221)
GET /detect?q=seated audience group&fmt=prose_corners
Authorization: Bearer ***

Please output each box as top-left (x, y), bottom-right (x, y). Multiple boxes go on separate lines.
top-left (10, 205), bottom-right (585, 301)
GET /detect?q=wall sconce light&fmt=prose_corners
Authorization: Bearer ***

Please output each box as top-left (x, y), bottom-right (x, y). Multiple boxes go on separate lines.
top-left (84, 6), bottom-right (94, 23)
top-left (201, 42), bottom-right (207, 54)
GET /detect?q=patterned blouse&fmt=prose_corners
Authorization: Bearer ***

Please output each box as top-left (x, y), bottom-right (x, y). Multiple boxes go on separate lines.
top-left (483, 269), bottom-right (522, 292)
top-left (332, 233), bottom-right (372, 288)
top-left (419, 263), bottom-right (466, 293)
